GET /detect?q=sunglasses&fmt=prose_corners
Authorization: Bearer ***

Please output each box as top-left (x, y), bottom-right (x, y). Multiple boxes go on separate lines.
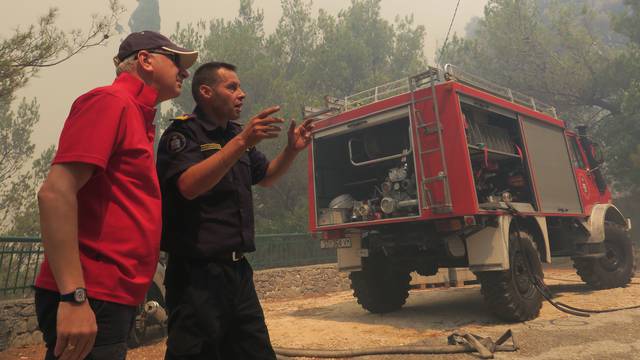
top-left (148, 49), bottom-right (181, 69)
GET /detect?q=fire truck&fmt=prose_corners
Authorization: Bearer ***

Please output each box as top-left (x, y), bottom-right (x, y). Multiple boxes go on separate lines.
top-left (304, 65), bottom-right (634, 322)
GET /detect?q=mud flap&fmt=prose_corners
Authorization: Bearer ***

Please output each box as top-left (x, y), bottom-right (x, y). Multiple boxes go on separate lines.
top-left (466, 215), bottom-right (511, 272)
top-left (337, 235), bottom-right (363, 272)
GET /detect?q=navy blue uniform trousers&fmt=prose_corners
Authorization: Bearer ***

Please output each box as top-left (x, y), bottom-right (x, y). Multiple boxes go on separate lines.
top-left (164, 256), bottom-right (276, 360)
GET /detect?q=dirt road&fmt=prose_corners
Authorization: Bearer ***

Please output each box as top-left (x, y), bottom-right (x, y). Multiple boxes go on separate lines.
top-left (3, 262), bottom-right (640, 359)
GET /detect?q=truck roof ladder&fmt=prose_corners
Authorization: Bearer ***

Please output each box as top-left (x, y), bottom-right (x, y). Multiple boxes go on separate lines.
top-left (410, 68), bottom-right (453, 214)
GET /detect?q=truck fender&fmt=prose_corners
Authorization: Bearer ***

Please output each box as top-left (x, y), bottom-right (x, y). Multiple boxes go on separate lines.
top-left (466, 214), bottom-right (549, 272)
top-left (533, 216), bottom-right (551, 263)
top-left (583, 204), bottom-right (629, 243)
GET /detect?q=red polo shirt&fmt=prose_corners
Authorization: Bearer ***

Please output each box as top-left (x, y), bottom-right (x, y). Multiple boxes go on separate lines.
top-left (35, 72), bottom-right (162, 306)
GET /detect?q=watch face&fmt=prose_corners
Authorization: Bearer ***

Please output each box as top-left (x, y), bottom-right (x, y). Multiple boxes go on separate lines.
top-left (74, 288), bottom-right (87, 303)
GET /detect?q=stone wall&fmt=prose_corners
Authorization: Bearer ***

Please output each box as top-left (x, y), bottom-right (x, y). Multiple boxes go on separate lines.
top-left (0, 298), bottom-right (42, 351)
top-left (254, 263), bottom-right (350, 300)
top-left (0, 263), bottom-right (350, 351)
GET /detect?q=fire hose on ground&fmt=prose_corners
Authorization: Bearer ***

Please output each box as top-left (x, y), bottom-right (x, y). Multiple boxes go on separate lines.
top-left (274, 329), bottom-right (517, 359)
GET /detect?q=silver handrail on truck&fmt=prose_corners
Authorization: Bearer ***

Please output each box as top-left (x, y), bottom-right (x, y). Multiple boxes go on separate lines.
top-left (443, 64), bottom-right (558, 118)
top-left (304, 64), bottom-right (557, 120)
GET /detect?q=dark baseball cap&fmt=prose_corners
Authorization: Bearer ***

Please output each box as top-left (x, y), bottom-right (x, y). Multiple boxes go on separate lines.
top-left (114, 30), bottom-right (198, 69)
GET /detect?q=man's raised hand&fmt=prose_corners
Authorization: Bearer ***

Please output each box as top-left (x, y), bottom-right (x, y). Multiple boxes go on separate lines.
top-left (239, 106), bottom-right (284, 147)
top-left (286, 118), bottom-right (314, 153)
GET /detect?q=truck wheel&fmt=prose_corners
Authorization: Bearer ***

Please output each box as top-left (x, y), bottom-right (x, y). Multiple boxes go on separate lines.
top-left (349, 257), bottom-right (411, 314)
top-left (477, 231), bottom-right (543, 322)
top-left (573, 222), bottom-right (635, 289)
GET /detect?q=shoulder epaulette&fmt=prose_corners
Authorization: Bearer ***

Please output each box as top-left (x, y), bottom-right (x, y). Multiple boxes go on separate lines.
top-left (172, 114), bottom-right (195, 122)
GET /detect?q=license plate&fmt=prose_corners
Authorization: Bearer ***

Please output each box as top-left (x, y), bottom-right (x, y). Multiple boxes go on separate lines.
top-left (320, 238), bottom-right (352, 249)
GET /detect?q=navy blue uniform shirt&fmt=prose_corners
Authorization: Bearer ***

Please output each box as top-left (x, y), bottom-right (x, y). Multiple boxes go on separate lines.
top-left (157, 108), bottom-right (269, 258)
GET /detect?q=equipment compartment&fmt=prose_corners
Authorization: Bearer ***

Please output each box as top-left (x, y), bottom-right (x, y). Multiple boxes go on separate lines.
top-left (461, 102), bottom-right (536, 207)
top-left (313, 112), bottom-right (419, 226)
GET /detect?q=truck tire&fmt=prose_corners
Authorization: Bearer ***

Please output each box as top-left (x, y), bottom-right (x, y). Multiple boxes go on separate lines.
top-left (477, 231), bottom-right (543, 322)
top-left (349, 258), bottom-right (411, 314)
top-left (573, 222), bottom-right (635, 289)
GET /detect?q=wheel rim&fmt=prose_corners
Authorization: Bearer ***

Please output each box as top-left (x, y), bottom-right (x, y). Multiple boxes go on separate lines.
top-left (513, 251), bottom-right (537, 298)
top-left (600, 241), bottom-right (624, 272)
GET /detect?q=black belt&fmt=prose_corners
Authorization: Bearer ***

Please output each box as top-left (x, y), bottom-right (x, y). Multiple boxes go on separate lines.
top-left (210, 251), bottom-right (244, 262)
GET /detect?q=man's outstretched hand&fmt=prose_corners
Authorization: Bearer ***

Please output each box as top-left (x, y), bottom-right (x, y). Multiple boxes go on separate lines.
top-left (286, 118), bottom-right (314, 152)
top-left (239, 106), bottom-right (284, 148)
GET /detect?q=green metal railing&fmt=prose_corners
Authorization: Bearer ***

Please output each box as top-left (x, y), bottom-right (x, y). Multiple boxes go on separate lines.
top-left (0, 237), bottom-right (43, 299)
top-left (0, 234), bottom-right (335, 298)
top-left (249, 233), bottom-right (336, 270)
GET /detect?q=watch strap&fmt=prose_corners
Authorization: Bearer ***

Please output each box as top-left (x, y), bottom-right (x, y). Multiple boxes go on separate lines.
top-left (59, 288), bottom-right (87, 303)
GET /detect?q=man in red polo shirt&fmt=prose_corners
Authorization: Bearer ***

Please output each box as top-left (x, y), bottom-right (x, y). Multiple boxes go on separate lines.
top-left (34, 31), bottom-right (197, 360)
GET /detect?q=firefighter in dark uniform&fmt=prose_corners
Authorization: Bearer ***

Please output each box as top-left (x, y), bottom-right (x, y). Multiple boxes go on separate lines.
top-left (156, 61), bottom-right (313, 360)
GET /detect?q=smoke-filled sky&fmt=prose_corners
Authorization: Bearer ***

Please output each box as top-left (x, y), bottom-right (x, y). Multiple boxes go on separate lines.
top-left (1, 0), bottom-right (488, 154)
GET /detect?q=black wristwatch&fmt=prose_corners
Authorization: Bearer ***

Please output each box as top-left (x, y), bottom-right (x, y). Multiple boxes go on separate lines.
top-left (60, 288), bottom-right (88, 304)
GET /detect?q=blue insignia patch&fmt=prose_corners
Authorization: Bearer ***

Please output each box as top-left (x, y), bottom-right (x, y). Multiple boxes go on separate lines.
top-left (167, 132), bottom-right (187, 153)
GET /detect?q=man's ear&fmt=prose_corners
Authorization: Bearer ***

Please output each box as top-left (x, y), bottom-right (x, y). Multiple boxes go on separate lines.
top-left (199, 84), bottom-right (213, 100)
top-left (137, 50), bottom-right (154, 72)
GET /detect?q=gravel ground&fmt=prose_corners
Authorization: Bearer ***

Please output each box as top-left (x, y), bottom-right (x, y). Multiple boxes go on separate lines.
top-left (2, 260), bottom-right (640, 360)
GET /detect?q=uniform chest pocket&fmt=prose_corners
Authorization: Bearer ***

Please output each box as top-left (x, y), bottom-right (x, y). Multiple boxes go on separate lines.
top-left (199, 148), bottom-right (252, 188)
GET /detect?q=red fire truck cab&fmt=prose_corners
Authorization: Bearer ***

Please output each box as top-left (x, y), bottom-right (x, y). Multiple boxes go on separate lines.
top-left (305, 65), bottom-right (634, 322)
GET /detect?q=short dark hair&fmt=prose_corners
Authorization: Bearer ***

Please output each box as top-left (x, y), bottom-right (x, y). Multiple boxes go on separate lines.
top-left (191, 62), bottom-right (237, 102)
